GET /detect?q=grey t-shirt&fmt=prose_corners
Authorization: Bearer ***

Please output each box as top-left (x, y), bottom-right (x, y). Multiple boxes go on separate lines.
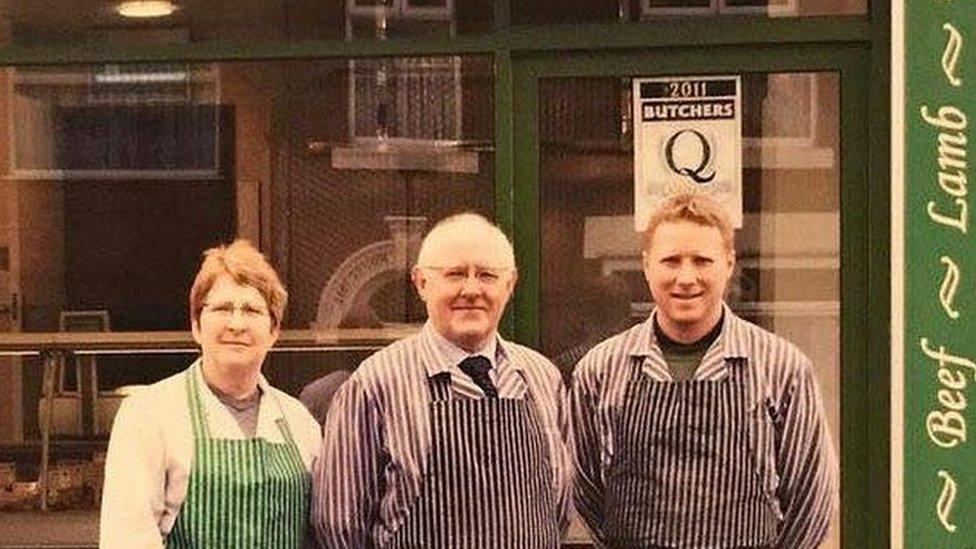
top-left (654, 314), bottom-right (724, 381)
top-left (212, 386), bottom-right (262, 438)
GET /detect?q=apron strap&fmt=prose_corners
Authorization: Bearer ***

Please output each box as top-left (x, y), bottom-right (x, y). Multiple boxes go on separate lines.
top-left (185, 363), bottom-right (212, 439)
top-left (425, 372), bottom-right (452, 402)
top-left (424, 368), bottom-right (539, 403)
top-left (169, 368), bottom-right (311, 549)
top-left (630, 353), bottom-right (747, 382)
top-left (184, 361), bottom-right (304, 459)
top-left (267, 392), bottom-right (307, 463)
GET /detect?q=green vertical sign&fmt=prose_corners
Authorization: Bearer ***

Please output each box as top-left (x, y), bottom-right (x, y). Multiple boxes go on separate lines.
top-left (905, 0), bottom-right (976, 546)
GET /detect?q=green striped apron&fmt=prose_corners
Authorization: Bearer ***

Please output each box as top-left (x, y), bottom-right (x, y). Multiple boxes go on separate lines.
top-left (166, 364), bottom-right (311, 548)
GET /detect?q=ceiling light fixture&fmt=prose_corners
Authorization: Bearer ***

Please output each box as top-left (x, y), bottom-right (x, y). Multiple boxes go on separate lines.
top-left (116, 1), bottom-right (178, 19)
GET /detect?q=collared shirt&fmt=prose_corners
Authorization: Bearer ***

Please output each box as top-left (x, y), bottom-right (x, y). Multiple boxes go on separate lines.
top-left (571, 305), bottom-right (838, 549)
top-left (311, 322), bottom-right (574, 548)
top-left (99, 359), bottom-right (322, 549)
top-left (426, 324), bottom-right (524, 398)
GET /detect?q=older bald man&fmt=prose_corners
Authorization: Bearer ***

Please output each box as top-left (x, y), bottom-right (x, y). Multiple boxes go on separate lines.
top-left (311, 212), bottom-right (572, 548)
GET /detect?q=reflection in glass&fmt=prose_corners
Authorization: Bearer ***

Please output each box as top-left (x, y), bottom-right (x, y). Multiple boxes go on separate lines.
top-left (0, 57), bottom-right (493, 512)
top-left (9, 64), bottom-right (219, 177)
top-left (0, 57), bottom-right (493, 336)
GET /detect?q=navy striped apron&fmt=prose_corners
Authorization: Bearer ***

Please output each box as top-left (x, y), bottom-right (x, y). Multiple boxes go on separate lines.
top-left (604, 358), bottom-right (779, 548)
top-left (166, 365), bottom-right (311, 548)
top-left (389, 373), bottom-right (560, 548)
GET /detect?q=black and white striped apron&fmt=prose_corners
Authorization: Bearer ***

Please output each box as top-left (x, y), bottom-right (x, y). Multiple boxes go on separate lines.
top-left (604, 357), bottom-right (779, 548)
top-left (389, 373), bottom-right (560, 548)
top-left (166, 365), bottom-right (311, 548)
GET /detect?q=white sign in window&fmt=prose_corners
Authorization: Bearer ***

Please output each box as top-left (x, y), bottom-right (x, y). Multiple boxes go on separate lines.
top-left (632, 75), bottom-right (743, 230)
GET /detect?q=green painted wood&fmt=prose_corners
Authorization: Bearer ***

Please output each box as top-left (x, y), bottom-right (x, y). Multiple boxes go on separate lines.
top-left (512, 42), bottom-right (867, 78)
top-left (0, 17), bottom-right (870, 66)
top-left (501, 16), bottom-right (870, 52)
top-left (838, 52), bottom-right (874, 549)
top-left (494, 48), bottom-right (517, 339)
top-left (511, 68), bottom-right (540, 347)
top-left (867, 0), bottom-right (892, 547)
top-left (0, 35), bottom-right (496, 66)
top-left (903, 1), bottom-right (975, 546)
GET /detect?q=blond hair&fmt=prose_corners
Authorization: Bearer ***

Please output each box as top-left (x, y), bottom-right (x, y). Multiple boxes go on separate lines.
top-left (643, 193), bottom-right (734, 252)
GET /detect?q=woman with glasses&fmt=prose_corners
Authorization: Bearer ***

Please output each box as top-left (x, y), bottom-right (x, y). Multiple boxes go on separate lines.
top-left (100, 239), bottom-right (321, 549)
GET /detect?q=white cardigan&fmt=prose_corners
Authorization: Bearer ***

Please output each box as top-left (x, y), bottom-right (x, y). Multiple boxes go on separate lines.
top-left (99, 360), bottom-right (322, 549)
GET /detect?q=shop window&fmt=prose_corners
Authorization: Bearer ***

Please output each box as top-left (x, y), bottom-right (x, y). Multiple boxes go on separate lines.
top-left (0, 56), bottom-right (493, 472)
top-left (8, 64), bottom-right (221, 180)
top-left (344, 0), bottom-right (476, 147)
top-left (0, 56), bottom-right (491, 336)
top-left (350, 56), bottom-right (464, 144)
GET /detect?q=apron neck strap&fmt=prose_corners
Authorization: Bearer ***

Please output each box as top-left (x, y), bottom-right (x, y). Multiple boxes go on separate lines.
top-left (425, 372), bottom-right (452, 402)
top-left (630, 354), bottom-right (748, 382)
top-left (185, 362), bottom-right (295, 443)
top-left (185, 364), bottom-right (212, 439)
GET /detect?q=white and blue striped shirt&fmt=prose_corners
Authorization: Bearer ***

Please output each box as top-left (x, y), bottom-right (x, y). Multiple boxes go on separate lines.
top-left (571, 305), bottom-right (838, 548)
top-left (311, 322), bottom-right (573, 548)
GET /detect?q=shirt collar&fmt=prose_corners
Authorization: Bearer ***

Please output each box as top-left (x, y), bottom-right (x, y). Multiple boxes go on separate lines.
top-left (629, 303), bottom-right (748, 361)
top-left (190, 358), bottom-right (283, 420)
top-left (419, 321), bottom-right (517, 378)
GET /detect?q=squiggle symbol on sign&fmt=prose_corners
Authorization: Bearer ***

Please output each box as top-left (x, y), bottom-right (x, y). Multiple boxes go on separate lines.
top-left (942, 23), bottom-right (963, 87)
top-left (939, 256), bottom-right (961, 319)
top-left (936, 470), bottom-right (958, 533)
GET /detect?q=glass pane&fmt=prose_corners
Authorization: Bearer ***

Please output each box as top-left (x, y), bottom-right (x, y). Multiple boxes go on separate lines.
top-left (0, 0), bottom-right (493, 48)
top-left (0, 55), bottom-right (493, 528)
top-left (0, 55), bottom-right (492, 336)
top-left (514, 0), bottom-right (865, 23)
top-left (540, 71), bottom-right (840, 548)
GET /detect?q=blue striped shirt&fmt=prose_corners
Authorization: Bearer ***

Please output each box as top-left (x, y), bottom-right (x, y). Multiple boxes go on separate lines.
top-left (311, 322), bottom-right (574, 548)
top-left (571, 305), bottom-right (838, 548)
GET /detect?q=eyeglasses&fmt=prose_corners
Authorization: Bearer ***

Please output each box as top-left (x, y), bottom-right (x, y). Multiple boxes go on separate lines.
top-left (202, 301), bottom-right (269, 320)
top-left (422, 265), bottom-right (512, 287)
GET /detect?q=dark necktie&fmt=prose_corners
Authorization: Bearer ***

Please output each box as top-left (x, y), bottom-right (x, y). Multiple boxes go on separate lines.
top-left (458, 355), bottom-right (497, 398)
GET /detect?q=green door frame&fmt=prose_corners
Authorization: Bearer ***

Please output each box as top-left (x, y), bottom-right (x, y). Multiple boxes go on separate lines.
top-left (508, 43), bottom-right (885, 548)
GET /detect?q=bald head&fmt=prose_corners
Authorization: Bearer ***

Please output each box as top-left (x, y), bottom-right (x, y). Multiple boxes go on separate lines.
top-left (415, 213), bottom-right (515, 270)
top-left (412, 212), bottom-right (517, 351)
